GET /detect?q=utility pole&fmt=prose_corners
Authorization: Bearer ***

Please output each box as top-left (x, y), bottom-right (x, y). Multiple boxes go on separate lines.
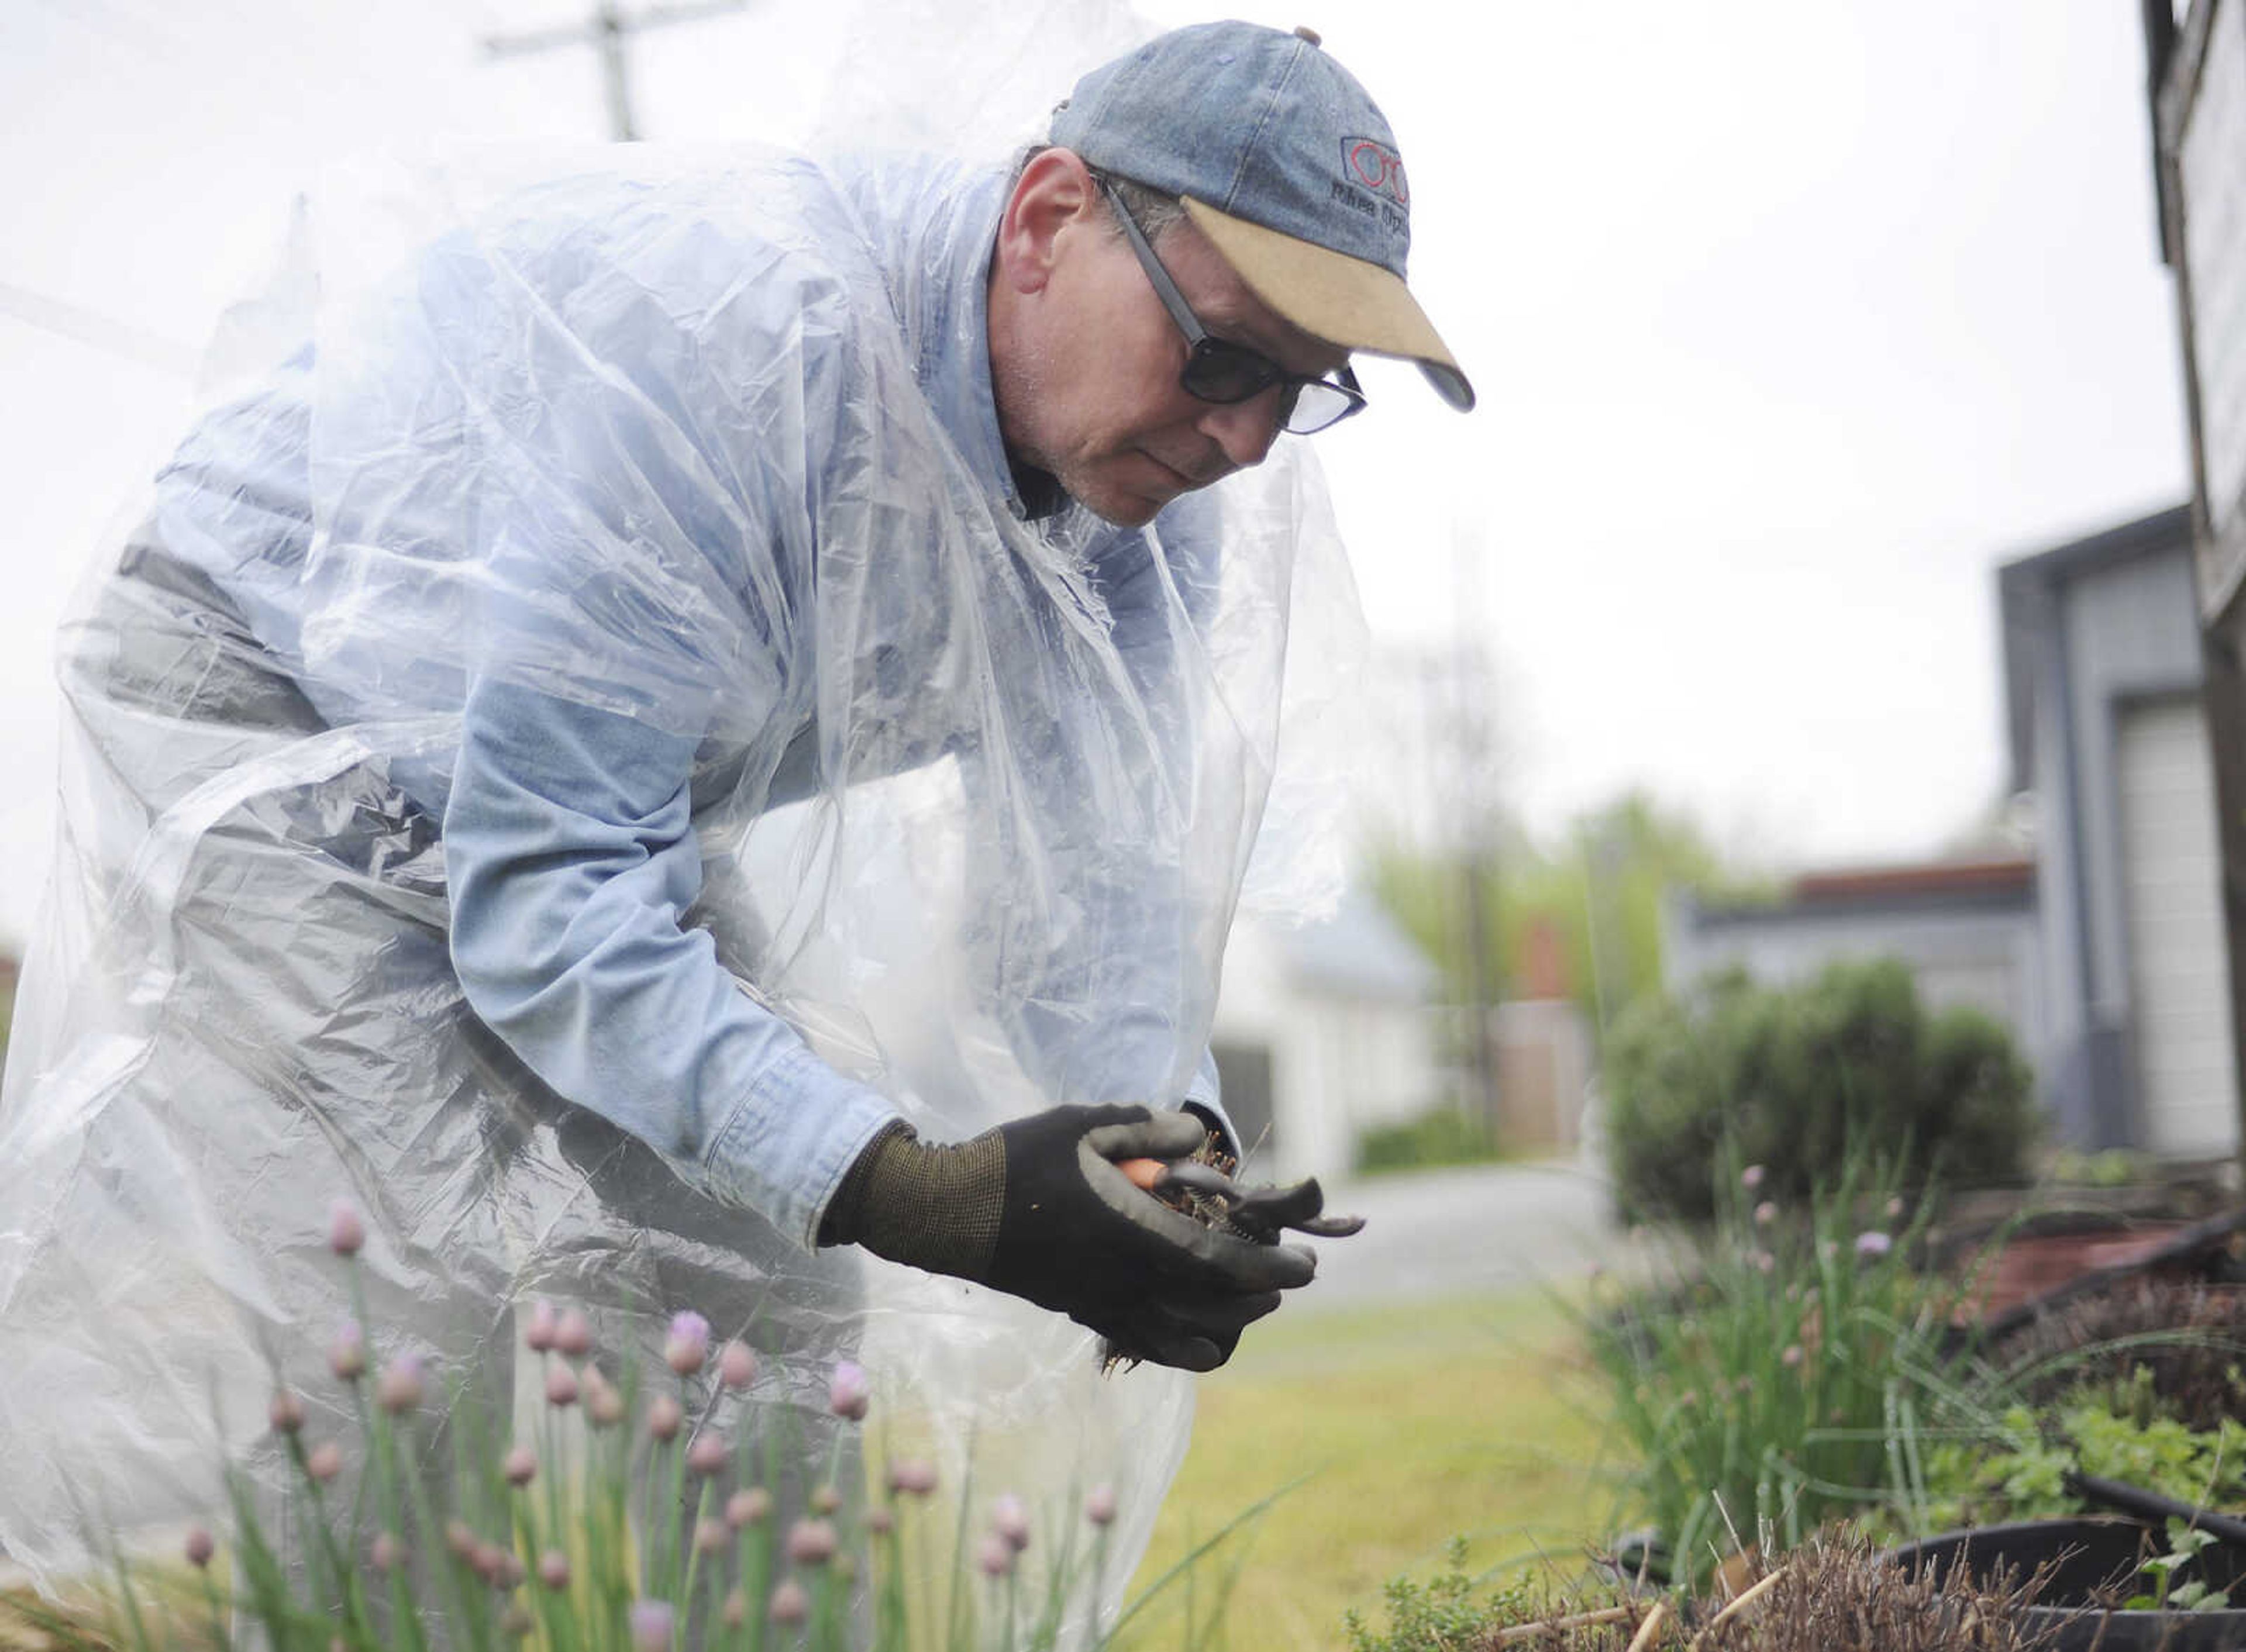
top-left (1445, 524), bottom-right (1503, 1138)
top-left (483, 0), bottom-right (750, 142)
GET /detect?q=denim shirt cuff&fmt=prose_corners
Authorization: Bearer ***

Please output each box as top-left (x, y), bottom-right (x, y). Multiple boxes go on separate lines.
top-left (1180, 1046), bottom-right (1239, 1160)
top-left (702, 1045), bottom-right (901, 1251)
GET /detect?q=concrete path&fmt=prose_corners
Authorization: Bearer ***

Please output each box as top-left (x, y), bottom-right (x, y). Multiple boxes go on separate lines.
top-left (1293, 1156), bottom-right (1628, 1312)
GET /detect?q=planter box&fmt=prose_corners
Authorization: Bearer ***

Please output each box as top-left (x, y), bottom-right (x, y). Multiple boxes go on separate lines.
top-left (1887, 1518), bottom-right (2246, 1651)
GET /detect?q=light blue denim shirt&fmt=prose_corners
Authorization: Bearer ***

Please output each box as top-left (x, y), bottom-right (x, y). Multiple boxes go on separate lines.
top-left (159, 153), bottom-right (1225, 1252)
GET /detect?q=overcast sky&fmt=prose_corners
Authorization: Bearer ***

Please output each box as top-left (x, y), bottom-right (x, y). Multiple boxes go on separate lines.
top-left (0, 0), bottom-right (2192, 948)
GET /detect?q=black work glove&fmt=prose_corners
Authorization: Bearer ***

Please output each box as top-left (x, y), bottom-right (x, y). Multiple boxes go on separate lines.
top-left (819, 1104), bottom-right (1316, 1371)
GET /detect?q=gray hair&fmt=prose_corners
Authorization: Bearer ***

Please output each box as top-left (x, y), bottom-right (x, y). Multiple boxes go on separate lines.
top-left (1008, 144), bottom-right (1188, 239)
top-left (1096, 171), bottom-right (1187, 239)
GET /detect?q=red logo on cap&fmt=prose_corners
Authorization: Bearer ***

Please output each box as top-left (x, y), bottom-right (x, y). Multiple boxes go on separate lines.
top-left (1341, 137), bottom-right (1409, 207)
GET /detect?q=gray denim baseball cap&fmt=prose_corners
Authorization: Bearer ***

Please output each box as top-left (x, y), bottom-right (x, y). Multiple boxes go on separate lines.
top-left (1050, 20), bottom-right (1473, 412)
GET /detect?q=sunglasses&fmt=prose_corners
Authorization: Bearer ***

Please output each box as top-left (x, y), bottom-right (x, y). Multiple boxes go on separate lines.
top-left (1097, 177), bottom-right (1366, 437)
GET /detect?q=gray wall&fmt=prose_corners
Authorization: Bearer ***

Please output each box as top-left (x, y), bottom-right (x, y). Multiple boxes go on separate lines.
top-left (2003, 513), bottom-right (2207, 1148)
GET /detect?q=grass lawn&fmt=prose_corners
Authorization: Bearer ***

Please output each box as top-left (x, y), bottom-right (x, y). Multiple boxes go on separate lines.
top-left (1114, 1287), bottom-right (1621, 1651)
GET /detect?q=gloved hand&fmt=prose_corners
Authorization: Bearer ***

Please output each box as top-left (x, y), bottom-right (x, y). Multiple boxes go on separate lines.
top-left (819, 1105), bottom-right (1316, 1370)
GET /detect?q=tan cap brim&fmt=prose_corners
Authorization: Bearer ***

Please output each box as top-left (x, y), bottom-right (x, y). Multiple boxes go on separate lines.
top-left (1182, 196), bottom-right (1475, 412)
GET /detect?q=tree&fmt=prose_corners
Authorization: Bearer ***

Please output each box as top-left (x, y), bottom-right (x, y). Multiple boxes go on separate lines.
top-left (1369, 789), bottom-right (1767, 1036)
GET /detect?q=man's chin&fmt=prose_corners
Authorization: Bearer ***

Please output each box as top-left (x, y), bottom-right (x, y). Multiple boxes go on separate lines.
top-left (1065, 475), bottom-right (1168, 529)
top-left (1084, 496), bottom-right (1164, 529)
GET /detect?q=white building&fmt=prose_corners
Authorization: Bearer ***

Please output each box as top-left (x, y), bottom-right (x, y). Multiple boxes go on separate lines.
top-left (1210, 892), bottom-right (1444, 1183)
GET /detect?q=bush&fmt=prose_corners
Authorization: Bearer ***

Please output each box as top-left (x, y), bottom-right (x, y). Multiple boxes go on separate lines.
top-left (1353, 1106), bottom-right (1501, 1174)
top-left (1602, 959), bottom-right (2034, 1223)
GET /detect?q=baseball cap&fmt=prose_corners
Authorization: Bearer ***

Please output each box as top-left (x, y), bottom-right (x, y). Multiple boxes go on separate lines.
top-left (1049, 20), bottom-right (1473, 412)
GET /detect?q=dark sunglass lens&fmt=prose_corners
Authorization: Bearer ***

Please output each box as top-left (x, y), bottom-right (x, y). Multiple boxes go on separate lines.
top-left (1181, 340), bottom-right (1281, 404)
top-left (1284, 381), bottom-right (1356, 434)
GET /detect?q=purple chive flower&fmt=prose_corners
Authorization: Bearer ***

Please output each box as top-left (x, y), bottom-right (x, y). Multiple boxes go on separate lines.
top-left (375, 1355), bottom-right (425, 1415)
top-left (539, 1550), bottom-right (570, 1591)
top-left (887, 1457), bottom-right (938, 1497)
top-left (1752, 1250), bottom-right (1776, 1275)
top-left (785, 1519), bottom-right (838, 1565)
top-left (328, 1320), bottom-right (367, 1383)
top-left (991, 1493), bottom-right (1031, 1553)
top-left (628, 1599), bottom-right (674, 1652)
top-left (328, 1201), bottom-right (366, 1258)
top-left (268, 1388), bottom-right (306, 1436)
top-left (809, 1484), bottom-right (842, 1516)
top-left (726, 1487), bottom-right (771, 1530)
top-left (1741, 1164), bottom-right (1766, 1192)
top-left (1886, 1195), bottom-right (1906, 1219)
top-left (524, 1299), bottom-right (559, 1354)
top-left (581, 1364), bottom-right (624, 1427)
top-left (370, 1532), bottom-right (405, 1574)
top-left (554, 1308), bottom-right (594, 1358)
top-left (1782, 1343), bottom-right (1805, 1368)
top-left (1754, 1201), bottom-right (1778, 1227)
top-left (722, 1588), bottom-right (749, 1628)
top-left (867, 1505), bottom-right (895, 1536)
top-left (828, 1360), bottom-right (871, 1421)
top-left (1854, 1229), bottom-right (1894, 1259)
top-left (719, 1340), bottom-right (758, 1390)
top-left (645, 1392), bottom-right (683, 1442)
top-left (184, 1527), bottom-right (215, 1569)
top-left (695, 1518), bottom-right (731, 1556)
top-left (686, 1432), bottom-right (730, 1477)
top-left (769, 1579), bottom-right (810, 1626)
top-left (663, 1310), bottom-right (711, 1377)
top-left (471, 1541), bottom-right (508, 1584)
top-left (305, 1440), bottom-right (344, 1482)
top-left (545, 1362), bottom-right (579, 1409)
top-left (503, 1443), bottom-right (538, 1488)
top-left (977, 1533), bottom-right (1015, 1579)
top-left (446, 1520), bottom-right (478, 1560)
top-left (1085, 1484), bottom-right (1118, 1527)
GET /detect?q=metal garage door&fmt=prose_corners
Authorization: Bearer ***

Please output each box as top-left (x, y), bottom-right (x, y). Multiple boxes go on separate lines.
top-left (2117, 695), bottom-right (2240, 1156)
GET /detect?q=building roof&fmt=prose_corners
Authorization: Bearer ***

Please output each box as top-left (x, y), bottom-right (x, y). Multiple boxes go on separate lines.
top-left (1688, 856), bottom-right (2035, 929)
top-left (1273, 890), bottom-right (1442, 1003)
top-left (1996, 504), bottom-right (2192, 792)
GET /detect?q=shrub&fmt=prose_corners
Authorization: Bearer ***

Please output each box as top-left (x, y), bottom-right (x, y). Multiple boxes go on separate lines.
top-left (1603, 959), bottom-right (2035, 1223)
top-left (1353, 1106), bottom-right (1502, 1174)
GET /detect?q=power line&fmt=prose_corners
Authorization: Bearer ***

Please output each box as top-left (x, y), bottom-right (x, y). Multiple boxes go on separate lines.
top-left (482, 0), bottom-right (750, 142)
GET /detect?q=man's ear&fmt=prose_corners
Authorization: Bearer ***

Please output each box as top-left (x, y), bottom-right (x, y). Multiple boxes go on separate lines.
top-left (994, 148), bottom-right (1100, 297)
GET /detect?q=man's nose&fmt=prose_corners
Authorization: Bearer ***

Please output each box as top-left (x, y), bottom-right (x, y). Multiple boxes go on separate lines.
top-left (1194, 392), bottom-right (1284, 471)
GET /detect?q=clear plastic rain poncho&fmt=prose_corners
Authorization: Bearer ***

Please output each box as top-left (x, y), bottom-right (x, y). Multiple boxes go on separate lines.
top-left (0, 26), bottom-right (1363, 1627)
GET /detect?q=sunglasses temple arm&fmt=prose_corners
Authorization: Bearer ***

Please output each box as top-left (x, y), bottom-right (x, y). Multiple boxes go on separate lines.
top-left (1098, 178), bottom-right (1210, 348)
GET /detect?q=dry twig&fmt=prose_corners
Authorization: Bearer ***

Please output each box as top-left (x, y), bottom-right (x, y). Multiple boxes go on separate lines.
top-left (1480, 1604), bottom-right (1636, 1646)
top-left (1686, 1565), bottom-right (1787, 1648)
top-left (1623, 1598), bottom-right (1669, 1652)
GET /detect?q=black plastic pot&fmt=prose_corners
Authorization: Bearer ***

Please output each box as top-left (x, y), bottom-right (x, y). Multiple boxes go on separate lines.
top-left (1885, 1518), bottom-right (2246, 1650)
